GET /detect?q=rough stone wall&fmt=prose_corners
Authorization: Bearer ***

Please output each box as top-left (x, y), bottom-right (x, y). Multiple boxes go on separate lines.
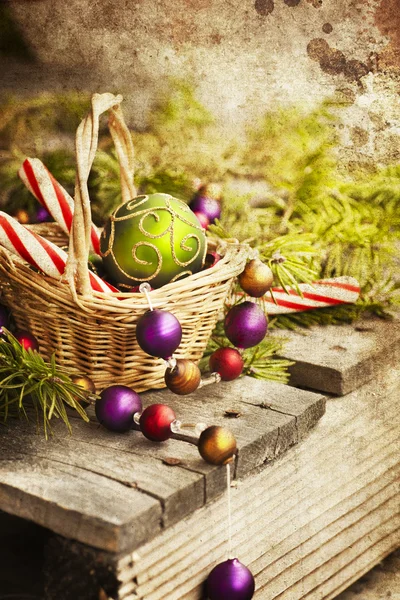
top-left (7, 0), bottom-right (400, 166)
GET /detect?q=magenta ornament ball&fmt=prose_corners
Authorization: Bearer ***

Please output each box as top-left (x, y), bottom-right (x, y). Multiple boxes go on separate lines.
top-left (136, 310), bottom-right (182, 359)
top-left (190, 195), bottom-right (221, 223)
top-left (224, 301), bottom-right (267, 349)
top-left (207, 558), bottom-right (255, 600)
top-left (95, 385), bottom-right (142, 432)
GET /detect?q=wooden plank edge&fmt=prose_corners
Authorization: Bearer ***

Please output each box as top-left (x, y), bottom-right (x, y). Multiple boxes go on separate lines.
top-left (117, 409), bottom-right (399, 582)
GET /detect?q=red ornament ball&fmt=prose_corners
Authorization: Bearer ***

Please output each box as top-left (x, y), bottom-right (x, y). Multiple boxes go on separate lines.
top-left (140, 403), bottom-right (177, 442)
top-left (193, 211), bottom-right (210, 230)
top-left (15, 330), bottom-right (39, 352)
top-left (209, 348), bottom-right (244, 381)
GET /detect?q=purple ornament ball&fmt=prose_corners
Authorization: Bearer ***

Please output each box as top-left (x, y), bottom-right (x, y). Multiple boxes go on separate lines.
top-left (95, 385), bottom-right (142, 432)
top-left (224, 301), bottom-right (267, 349)
top-left (35, 206), bottom-right (51, 223)
top-left (136, 310), bottom-right (182, 359)
top-left (190, 195), bottom-right (221, 224)
top-left (207, 558), bottom-right (255, 600)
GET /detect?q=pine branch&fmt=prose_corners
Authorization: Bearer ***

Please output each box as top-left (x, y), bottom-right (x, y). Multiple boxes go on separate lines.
top-left (0, 330), bottom-right (91, 437)
top-left (201, 321), bottom-right (293, 384)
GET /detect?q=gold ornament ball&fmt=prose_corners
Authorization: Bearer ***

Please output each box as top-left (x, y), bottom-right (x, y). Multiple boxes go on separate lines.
top-left (238, 259), bottom-right (274, 297)
top-left (198, 425), bottom-right (237, 465)
top-left (165, 359), bottom-right (201, 395)
top-left (14, 209), bottom-right (30, 224)
top-left (71, 374), bottom-right (96, 405)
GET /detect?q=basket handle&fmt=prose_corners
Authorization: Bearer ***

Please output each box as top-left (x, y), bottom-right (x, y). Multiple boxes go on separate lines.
top-left (65, 93), bottom-right (136, 298)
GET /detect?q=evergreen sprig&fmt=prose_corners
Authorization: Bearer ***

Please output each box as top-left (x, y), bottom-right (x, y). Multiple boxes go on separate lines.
top-left (0, 83), bottom-right (399, 384)
top-left (200, 320), bottom-right (294, 384)
top-left (0, 330), bottom-right (90, 436)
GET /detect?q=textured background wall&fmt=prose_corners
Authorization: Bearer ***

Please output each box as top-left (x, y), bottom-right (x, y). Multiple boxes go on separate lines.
top-left (3, 0), bottom-right (400, 166)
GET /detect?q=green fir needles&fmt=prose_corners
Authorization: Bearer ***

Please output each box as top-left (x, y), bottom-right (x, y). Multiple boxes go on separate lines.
top-left (0, 330), bottom-right (90, 435)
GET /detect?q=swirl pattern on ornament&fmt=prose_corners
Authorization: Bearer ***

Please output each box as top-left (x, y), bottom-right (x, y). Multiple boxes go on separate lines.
top-left (174, 233), bottom-right (201, 267)
top-left (100, 193), bottom-right (207, 288)
top-left (130, 242), bottom-right (163, 280)
top-left (139, 210), bottom-right (172, 239)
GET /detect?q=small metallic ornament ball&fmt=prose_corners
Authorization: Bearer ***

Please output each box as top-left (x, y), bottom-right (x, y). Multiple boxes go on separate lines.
top-left (164, 359), bottom-right (201, 395)
top-left (136, 309), bottom-right (182, 359)
top-left (224, 301), bottom-right (268, 349)
top-left (238, 259), bottom-right (274, 298)
top-left (15, 330), bottom-right (39, 352)
top-left (95, 385), bottom-right (142, 433)
top-left (139, 403), bottom-right (176, 442)
top-left (198, 425), bottom-right (237, 465)
top-left (70, 374), bottom-right (96, 406)
top-left (190, 195), bottom-right (221, 223)
top-left (14, 209), bottom-right (30, 224)
top-left (209, 347), bottom-right (244, 381)
top-left (207, 558), bottom-right (255, 600)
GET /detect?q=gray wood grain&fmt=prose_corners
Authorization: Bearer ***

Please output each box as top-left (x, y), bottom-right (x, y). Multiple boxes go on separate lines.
top-left (0, 377), bottom-right (325, 553)
top-left (0, 453), bottom-right (161, 553)
top-left (274, 316), bottom-right (400, 395)
top-left (140, 377), bottom-right (326, 477)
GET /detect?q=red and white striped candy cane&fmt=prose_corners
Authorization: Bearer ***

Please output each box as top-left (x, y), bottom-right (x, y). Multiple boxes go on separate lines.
top-left (0, 212), bottom-right (117, 294)
top-left (265, 277), bottom-right (360, 314)
top-left (18, 158), bottom-right (101, 255)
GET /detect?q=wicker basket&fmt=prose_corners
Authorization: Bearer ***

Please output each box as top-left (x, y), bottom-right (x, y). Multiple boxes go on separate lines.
top-left (0, 94), bottom-right (247, 391)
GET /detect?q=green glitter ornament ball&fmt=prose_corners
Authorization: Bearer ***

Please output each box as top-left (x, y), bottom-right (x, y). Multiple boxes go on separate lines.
top-left (100, 194), bottom-right (207, 289)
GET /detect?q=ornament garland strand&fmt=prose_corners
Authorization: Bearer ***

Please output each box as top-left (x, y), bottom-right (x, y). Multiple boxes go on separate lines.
top-left (0, 92), bottom-right (365, 599)
top-left (92, 268), bottom-right (275, 600)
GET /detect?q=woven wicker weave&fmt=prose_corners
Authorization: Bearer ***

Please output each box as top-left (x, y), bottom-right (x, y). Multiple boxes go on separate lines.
top-left (0, 94), bottom-right (247, 391)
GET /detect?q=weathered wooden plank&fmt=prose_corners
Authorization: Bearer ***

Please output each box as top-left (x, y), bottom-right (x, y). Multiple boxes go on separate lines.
top-left (0, 377), bottom-right (325, 556)
top-left (254, 493), bottom-right (399, 597)
top-left (67, 413), bottom-right (227, 503)
top-left (0, 424), bottom-right (204, 531)
top-left (117, 414), bottom-right (398, 592)
top-left (0, 456), bottom-right (161, 553)
top-left (118, 369), bottom-right (398, 575)
top-left (269, 508), bottom-right (399, 599)
top-left (274, 316), bottom-right (400, 394)
top-left (125, 431), bottom-right (399, 599)
top-left (323, 542), bottom-right (400, 600)
top-left (141, 376), bottom-right (325, 477)
top-left (116, 370), bottom-right (400, 599)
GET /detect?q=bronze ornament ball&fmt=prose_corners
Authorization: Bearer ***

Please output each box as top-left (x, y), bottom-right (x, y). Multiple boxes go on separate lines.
top-left (100, 193), bottom-right (207, 289)
top-left (70, 374), bottom-right (96, 405)
top-left (198, 425), bottom-right (237, 465)
top-left (165, 359), bottom-right (201, 395)
top-left (238, 259), bottom-right (274, 297)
